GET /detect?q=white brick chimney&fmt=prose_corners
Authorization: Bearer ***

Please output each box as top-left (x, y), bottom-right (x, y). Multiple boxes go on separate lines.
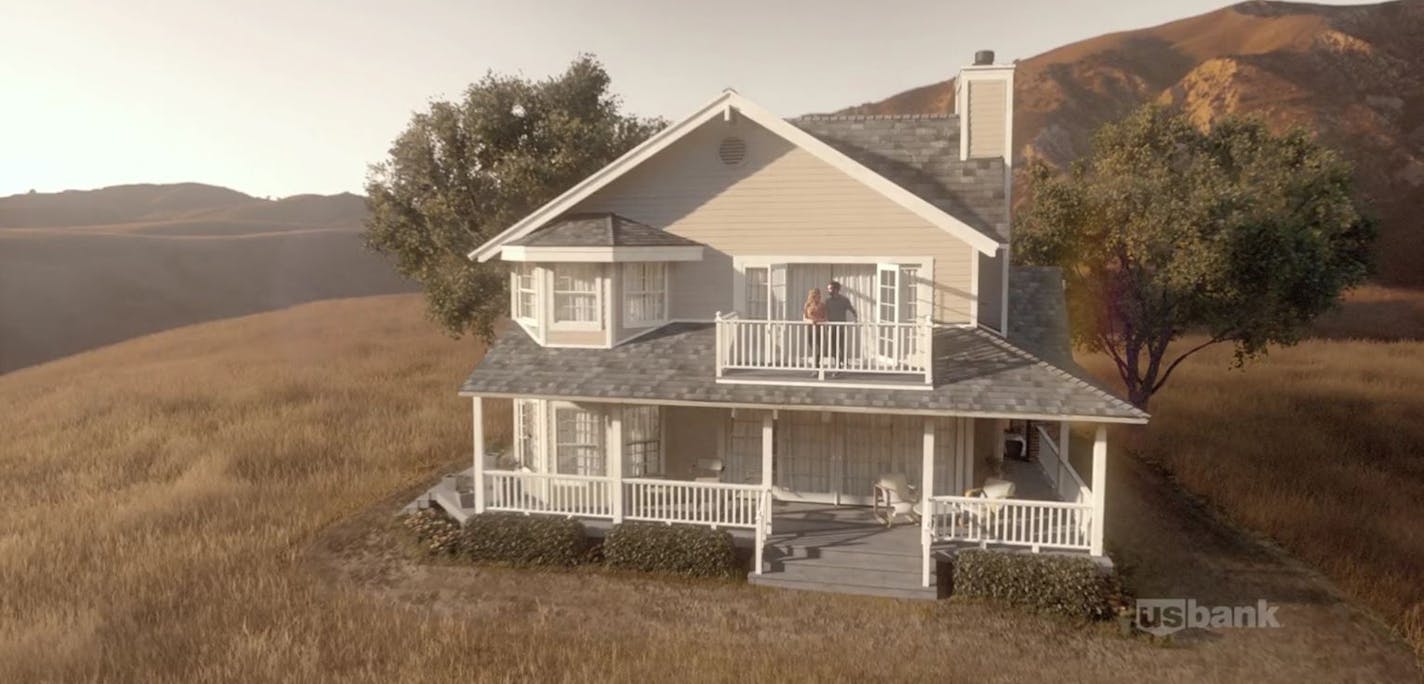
top-left (955, 50), bottom-right (1015, 168)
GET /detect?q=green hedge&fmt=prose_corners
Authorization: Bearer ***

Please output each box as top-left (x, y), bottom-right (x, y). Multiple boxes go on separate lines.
top-left (461, 513), bottom-right (586, 567)
top-left (950, 549), bottom-right (1115, 620)
top-left (401, 508), bottom-right (462, 556)
top-left (604, 523), bottom-right (740, 578)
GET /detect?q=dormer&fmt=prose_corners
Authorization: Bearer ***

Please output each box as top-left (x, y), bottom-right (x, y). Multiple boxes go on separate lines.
top-left (500, 212), bottom-right (704, 348)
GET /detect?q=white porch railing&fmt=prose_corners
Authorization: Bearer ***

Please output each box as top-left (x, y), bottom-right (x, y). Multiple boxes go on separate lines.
top-left (714, 313), bottom-right (933, 383)
top-left (485, 470), bottom-right (615, 518)
top-left (624, 478), bottom-right (763, 528)
top-left (928, 495), bottom-right (1093, 552)
top-left (480, 470), bottom-right (773, 573)
top-left (1034, 424), bottom-right (1091, 505)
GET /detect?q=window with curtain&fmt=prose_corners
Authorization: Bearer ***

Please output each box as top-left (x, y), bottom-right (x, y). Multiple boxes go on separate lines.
top-left (744, 266), bottom-right (769, 319)
top-left (512, 264), bottom-right (537, 323)
top-left (622, 405), bottom-right (661, 477)
top-left (898, 266), bottom-right (920, 323)
top-left (553, 264), bottom-right (599, 325)
top-left (622, 263), bottom-right (666, 326)
top-left (554, 405), bottom-right (604, 475)
top-left (513, 399), bottom-right (540, 469)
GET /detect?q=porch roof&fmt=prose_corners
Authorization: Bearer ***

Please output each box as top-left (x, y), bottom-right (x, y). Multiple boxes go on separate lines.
top-left (459, 321), bottom-right (1148, 423)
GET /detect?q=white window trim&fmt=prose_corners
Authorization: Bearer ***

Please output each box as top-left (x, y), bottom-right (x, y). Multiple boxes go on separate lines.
top-left (621, 405), bottom-right (664, 478)
top-left (741, 265), bottom-right (770, 320)
top-left (621, 262), bottom-right (669, 329)
top-left (549, 264), bottom-right (603, 331)
top-left (551, 401), bottom-right (605, 476)
top-left (511, 263), bottom-right (538, 324)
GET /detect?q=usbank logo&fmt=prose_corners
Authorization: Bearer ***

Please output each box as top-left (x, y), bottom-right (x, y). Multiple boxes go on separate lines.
top-left (1135, 598), bottom-right (1282, 636)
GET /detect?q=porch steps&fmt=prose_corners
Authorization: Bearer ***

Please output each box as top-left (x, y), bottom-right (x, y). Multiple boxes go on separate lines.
top-left (400, 473), bottom-right (475, 523)
top-left (750, 539), bottom-right (940, 600)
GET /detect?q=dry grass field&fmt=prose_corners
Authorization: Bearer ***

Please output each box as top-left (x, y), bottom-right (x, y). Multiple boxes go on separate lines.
top-left (1081, 326), bottom-right (1424, 662)
top-left (0, 294), bottom-right (1417, 682)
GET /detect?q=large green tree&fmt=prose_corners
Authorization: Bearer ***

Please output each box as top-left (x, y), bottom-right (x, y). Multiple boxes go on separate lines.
top-left (1015, 105), bottom-right (1375, 409)
top-left (364, 56), bottom-right (663, 340)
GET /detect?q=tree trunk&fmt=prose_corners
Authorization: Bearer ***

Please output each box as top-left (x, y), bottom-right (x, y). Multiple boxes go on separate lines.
top-left (1127, 384), bottom-right (1152, 410)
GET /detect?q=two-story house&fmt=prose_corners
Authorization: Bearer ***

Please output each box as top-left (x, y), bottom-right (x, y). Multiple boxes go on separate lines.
top-left (443, 52), bottom-right (1148, 599)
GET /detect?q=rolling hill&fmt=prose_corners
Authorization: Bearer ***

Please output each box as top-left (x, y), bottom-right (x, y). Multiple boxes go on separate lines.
top-left (843, 0), bottom-right (1424, 286)
top-left (0, 183), bottom-right (415, 373)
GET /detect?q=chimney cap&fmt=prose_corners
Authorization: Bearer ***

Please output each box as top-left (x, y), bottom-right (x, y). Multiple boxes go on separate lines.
top-left (973, 50), bottom-right (995, 66)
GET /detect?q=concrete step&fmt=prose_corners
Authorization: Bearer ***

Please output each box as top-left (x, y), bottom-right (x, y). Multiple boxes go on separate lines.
top-left (749, 574), bottom-right (938, 601)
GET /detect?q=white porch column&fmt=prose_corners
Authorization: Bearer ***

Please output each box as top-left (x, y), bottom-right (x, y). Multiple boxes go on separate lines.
top-left (761, 411), bottom-right (774, 489)
top-left (756, 410), bottom-right (775, 576)
top-left (1090, 424), bottom-right (1108, 556)
top-left (608, 406), bottom-right (624, 523)
top-left (921, 416), bottom-right (936, 588)
top-left (471, 396), bottom-right (486, 514)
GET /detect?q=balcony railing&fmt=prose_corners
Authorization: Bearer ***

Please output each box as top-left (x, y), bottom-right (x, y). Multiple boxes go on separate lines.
top-left (714, 313), bottom-right (933, 384)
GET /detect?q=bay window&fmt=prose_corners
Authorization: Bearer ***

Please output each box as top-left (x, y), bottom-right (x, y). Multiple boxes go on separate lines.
top-left (512, 263), bottom-right (537, 324)
top-left (553, 264), bottom-right (600, 327)
top-left (622, 263), bottom-right (666, 327)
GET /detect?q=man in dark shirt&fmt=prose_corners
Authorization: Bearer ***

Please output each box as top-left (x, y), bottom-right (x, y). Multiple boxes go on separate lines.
top-left (824, 281), bottom-right (856, 370)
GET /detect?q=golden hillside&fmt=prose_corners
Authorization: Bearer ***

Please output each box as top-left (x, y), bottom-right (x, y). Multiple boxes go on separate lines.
top-left (844, 0), bottom-right (1424, 285)
top-left (0, 184), bottom-right (414, 373)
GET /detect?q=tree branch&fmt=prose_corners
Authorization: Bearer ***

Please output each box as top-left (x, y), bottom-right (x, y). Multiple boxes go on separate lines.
top-left (1149, 334), bottom-right (1230, 394)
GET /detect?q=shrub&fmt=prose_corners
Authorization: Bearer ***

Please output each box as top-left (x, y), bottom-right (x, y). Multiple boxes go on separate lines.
top-left (461, 513), bottom-right (586, 567)
top-left (603, 523), bottom-right (740, 579)
top-left (950, 549), bottom-right (1115, 620)
top-left (400, 508), bottom-right (462, 556)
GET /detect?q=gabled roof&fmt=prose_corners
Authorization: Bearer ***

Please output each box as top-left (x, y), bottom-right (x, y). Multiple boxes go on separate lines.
top-left (508, 212), bottom-right (702, 248)
top-left (469, 90), bottom-right (1004, 262)
top-left (792, 115), bottom-right (1010, 243)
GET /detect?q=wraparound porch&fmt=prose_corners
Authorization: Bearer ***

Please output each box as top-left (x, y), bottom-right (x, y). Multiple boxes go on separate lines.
top-left (454, 397), bottom-right (1110, 594)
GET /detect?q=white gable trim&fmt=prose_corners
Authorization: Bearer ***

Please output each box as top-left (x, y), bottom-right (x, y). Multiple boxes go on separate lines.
top-left (469, 90), bottom-right (1002, 262)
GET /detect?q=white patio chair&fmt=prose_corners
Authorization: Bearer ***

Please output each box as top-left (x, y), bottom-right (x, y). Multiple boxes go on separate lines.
top-left (872, 472), bottom-right (920, 527)
top-left (956, 477), bottom-right (1016, 536)
top-left (693, 458), bottom-right (725, 483)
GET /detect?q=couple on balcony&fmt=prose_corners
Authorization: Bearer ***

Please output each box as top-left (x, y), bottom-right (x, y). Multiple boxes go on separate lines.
top-left (803, 281), bottom-right (856, 375)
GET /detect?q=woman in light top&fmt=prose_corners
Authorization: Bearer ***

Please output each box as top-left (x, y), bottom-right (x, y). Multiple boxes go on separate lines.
top-left (803, 288), bottom-right (826, 370)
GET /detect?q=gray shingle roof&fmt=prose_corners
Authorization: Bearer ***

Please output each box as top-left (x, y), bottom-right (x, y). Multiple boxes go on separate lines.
top-left (508, 212), bottom-right (703, 248)
top-left (791, 114), bottom-right (1010, 243)
top-left (1007, 266), bottom-right (1074, 367)
top-left (460, 321), bottom-right (1147, 422)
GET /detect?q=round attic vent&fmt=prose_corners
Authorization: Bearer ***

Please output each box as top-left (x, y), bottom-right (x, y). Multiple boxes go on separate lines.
top-left (718, 136), bottom-right (747, 166)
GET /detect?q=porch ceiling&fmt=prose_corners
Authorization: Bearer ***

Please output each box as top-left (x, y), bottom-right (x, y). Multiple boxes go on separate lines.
top-left (459, 322), bottom-right (1147, 422)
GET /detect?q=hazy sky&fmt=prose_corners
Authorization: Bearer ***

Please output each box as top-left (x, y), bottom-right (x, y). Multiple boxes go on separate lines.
top-left (0, 0), bottom-right (1372, 199)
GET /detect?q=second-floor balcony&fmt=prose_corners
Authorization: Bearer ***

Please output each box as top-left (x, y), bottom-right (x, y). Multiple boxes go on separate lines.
top-left (714, 313), bottom-right (934, 386)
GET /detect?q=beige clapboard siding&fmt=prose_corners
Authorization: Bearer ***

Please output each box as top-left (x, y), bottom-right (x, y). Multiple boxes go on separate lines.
top-left (570, 117), bottom-right (975, 322)
top-left (967, 80), bottom-right (1007, 159)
